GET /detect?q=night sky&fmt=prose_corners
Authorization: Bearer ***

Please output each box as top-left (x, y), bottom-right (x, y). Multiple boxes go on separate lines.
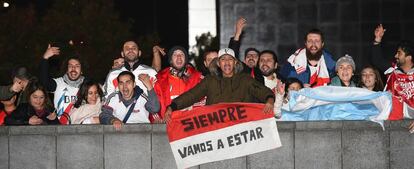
top-left (114, 0), bottom-right (189, 49)
top-left (12, 0), bottom-right (189, 48)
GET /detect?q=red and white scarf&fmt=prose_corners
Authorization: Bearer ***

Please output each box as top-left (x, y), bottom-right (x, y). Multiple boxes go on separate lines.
top-left (287, 48), bottom-right (330, 87)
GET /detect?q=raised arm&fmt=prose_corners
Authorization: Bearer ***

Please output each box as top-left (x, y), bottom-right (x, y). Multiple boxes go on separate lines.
top-left (139, 73), bottom-right (160, 114)
top-left (228, 17), bottom-right (246, 60)
top-left (39, 44), bottom-right (59, 92)
top-left (371, 24), bottom-right (391, 73)
top-left (373, 24), bottom-right (386, 45)
top-left (152, 45), bottom-right (165, 72)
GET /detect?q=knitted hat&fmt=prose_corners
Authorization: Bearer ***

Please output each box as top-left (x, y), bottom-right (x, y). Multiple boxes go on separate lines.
top-left (168, 46), bottom-right (189, 65)
top-left (218, 48), bottom-right (236, 58)
top-left (336, 54), bottom-right (355, 71)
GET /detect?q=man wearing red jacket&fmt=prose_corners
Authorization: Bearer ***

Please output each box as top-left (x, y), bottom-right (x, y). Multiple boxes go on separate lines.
top-left (153, 46), bottom-right (203, 122)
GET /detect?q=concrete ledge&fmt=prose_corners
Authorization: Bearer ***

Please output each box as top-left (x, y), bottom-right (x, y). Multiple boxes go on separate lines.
top-left (0, 136), bottom-right (8, 169)
top-left (57, 125), bottom-right (103, 134)
top-left (10, 135), bottom-right (56, 169)
top-left (9, 125), bottom-right (56, 135)
top-left (275, 121), bottom-right (295, 130)
top-left (103, 124), bottom-right (152, 133)
top-left (343, 121), bottom-right (388, 130)
top-left (0, 121), bottom-right (413, 169)
top-left (389, 120), bottom-right (411, 130)
top-left (296, 121), bottom-right (343, 130)
top-left (0, 126), bottom-right (8, 135)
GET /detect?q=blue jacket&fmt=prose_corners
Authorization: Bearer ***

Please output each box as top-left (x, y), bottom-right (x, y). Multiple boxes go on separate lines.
top-left (280, 50), bottom-right (336, 85)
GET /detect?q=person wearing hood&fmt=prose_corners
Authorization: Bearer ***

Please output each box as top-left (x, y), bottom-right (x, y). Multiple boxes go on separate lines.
top-left (163, 48), bottom-right (275, 122)
top-left (153, 46), bottom-right (204, 122)
top-left (100, 71), bottom-right (160, 130)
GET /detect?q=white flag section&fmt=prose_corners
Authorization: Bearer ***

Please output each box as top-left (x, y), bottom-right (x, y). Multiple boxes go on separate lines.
top-left (167, 103), bottom-right (282, 169)
top-left (280, 86), bottom-right (392, 124)
top-left (170, 118), bottom-right (281, 169)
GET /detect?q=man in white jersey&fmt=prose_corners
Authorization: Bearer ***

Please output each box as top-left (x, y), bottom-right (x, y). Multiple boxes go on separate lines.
top-left (103, 40), bottom-right (157, 97)
top-left (100, 71), bottom-right (160, 130)
top-left (39, 44), bottom-right (85, 124)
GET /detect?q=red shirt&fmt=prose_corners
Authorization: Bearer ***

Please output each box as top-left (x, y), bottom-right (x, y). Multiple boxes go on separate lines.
top-left (0, 110), bottom-right (12, 125)
top-left (154, 66), bottom-right (203, 119)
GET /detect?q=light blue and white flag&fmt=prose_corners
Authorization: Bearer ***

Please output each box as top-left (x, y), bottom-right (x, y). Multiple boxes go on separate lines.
top-left (280, 86), bottom-right (392, 124)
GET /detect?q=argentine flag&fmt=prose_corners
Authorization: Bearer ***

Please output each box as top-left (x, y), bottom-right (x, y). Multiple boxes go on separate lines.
top-left (280, 86), bottom-right (392, 125)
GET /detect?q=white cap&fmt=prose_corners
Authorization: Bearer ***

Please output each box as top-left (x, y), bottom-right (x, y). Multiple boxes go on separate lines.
top-left (218, 48), bottom-right (236, 58)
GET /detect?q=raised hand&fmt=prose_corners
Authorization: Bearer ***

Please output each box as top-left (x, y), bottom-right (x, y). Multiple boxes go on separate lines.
top-left (374, 24), bottom-right (386, 43)
top-left (153, 45), bottom-right (166, 56)
top-left (138, 74), bottom-right (153, 90)
top-left (234, 17), bottom-right (247, 40)
top-left (43, 44), bottom-right (60, 59)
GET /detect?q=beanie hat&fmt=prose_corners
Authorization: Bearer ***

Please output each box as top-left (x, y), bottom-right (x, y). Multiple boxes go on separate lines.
top-left (218, 48), bottom-right (236, 58)
top-left (168, 46), bottom-right (189, 65)
top-left (336, 54), bottom-right (355, 71)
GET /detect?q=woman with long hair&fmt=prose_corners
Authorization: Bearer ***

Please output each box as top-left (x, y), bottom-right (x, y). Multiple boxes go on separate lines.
top-left (358, 65), bottom-right (384, 91)
top-left (69, 80), bottom-right (104, 124)
top-left (5, 81), bottom-right (59, 125)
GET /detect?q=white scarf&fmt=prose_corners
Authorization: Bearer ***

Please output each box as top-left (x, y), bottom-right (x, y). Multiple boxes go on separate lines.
top-left (69, 98), bottom-right (102, 124)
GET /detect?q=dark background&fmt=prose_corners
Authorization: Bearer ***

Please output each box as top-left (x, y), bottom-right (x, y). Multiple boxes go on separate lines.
top-left (219, 0), bottom-right (414, 71)
top-left (0, 0), bottom-right (189, 84)
top-left (0, 0), bottom-right (413, 84)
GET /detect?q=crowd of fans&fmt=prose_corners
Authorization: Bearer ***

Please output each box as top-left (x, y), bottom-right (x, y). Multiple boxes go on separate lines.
top-left (0, 18), bottom-right (413, 133)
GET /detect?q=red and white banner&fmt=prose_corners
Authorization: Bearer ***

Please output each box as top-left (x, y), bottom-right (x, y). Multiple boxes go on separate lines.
top-left (386, 73), bottom-right (414, 120)
top-left (167, 103), bottom-right (282, 169)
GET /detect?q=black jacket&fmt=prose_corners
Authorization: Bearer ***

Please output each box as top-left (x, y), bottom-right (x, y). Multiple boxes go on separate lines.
top-left (5, 103), bottom-right (60, 125)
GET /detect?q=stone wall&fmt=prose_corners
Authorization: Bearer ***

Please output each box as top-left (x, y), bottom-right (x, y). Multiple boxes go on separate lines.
top-left (0, 121), bottom-right (413, 169)
top-left (219, 0), bottom-right (414, 70)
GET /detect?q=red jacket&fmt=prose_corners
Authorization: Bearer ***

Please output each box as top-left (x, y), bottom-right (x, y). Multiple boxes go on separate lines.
top-left (154, 65), bottom-right (203, 120)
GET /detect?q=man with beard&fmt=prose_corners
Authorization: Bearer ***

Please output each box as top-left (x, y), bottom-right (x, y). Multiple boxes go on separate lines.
top-left (280, 29), bottom-right (336, 87)
top-left (228, 17), bottom-right (264, 84)
top-left (153, 46), bottom-right (203, 122)
top-left (100, 71), bottom-right (160, 130)
top-left (40, 44), bottom-right (85, 124)
top-left (258, 50), bottom-right (281, 91)
top-left (162, 48), bottom-right (275, 122)
top-left (103, 40), bottom-right (158, 98)
top-left (199, 50), bottom-right (218, 76)
top-left (385, 41), bottom-right (414, 119)
top-left (258, 50), bottom-right (285, 118)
